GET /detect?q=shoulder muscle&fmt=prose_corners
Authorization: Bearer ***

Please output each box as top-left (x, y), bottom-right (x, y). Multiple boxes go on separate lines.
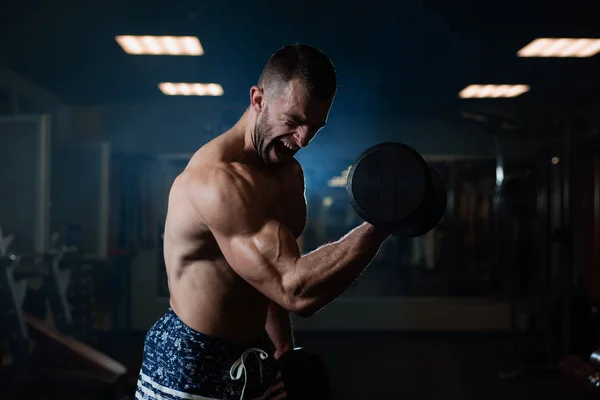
top-left (186, 162), bottom-right (266, 236)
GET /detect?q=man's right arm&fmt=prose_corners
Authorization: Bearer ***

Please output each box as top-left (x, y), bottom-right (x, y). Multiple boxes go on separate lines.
top-left (190, 164), bottom-right (390, 317)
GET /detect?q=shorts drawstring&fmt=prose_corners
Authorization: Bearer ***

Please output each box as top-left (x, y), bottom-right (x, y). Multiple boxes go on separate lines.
top-left (229, 348), bottom-right (269, 400)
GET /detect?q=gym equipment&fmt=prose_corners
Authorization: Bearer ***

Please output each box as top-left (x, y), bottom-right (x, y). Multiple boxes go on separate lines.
top-left (559, 354), bottom-right (600, 393)
top-left (346, 142), bottom-right (447, 237)
top-left (590, 347), bottom-right (600, 370)
top-left (0, 249), bottom-right (127, 399)
top-left (0, 254), bottom-right (28, 381)
top-left (394, 166), bottom-right (447, 237)
top-left (277, 347), bottom-right (333, 400)
top-left (24, 313), bottom-right (127, 397)
top-left (15, 232), bottom-right (107, 340)
top-left (3, 245), bottom-right (79, 334)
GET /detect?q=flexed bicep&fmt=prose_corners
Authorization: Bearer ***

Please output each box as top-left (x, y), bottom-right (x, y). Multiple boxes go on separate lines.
top-left (187, 163), bottom-right (303, 312)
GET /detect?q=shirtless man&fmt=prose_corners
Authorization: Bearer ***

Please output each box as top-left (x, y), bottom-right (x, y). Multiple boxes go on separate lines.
top-left (136, 44), bottom-right (391, 400)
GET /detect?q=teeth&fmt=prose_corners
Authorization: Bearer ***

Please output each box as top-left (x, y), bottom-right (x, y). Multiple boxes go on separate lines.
top-left (282, 141), bottom-right (296, 150)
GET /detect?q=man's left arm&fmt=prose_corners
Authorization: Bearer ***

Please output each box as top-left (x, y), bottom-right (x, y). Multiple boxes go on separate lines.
top-left (266, 301), bottom-right (295, 359)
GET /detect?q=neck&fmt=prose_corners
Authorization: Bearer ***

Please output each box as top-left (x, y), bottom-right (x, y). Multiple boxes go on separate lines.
top-left (234, 107), bottom-right (256, 153)
top-left (230, 107), bottom-right (262, 166)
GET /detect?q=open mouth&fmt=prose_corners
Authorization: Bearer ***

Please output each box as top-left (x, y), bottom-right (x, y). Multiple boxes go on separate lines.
top-left (273, 138), bottom-right (298, 158)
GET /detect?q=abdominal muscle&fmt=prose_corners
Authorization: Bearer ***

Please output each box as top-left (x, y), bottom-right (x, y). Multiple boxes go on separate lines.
top-left (167, 258), bottom-right (271, 345)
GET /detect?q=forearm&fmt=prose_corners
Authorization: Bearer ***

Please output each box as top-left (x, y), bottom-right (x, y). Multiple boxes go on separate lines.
top-left (265, 302), bottom-right (294, 358)
top-left (290, 223), bottom-right (389, 315)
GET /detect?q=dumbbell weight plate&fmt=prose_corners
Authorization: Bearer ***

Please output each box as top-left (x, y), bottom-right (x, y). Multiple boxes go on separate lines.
top-left (346, 142), bottom-right (431, 229)
top-left (393, 165), bottom-right (447, 237)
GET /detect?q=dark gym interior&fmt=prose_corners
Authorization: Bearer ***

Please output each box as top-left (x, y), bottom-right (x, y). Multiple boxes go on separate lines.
top-left (3, 1), bottom-right (600, 399)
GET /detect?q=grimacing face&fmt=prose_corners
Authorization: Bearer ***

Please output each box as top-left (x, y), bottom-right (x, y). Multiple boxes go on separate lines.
top-left (254, 79), bottom-right (332, 165)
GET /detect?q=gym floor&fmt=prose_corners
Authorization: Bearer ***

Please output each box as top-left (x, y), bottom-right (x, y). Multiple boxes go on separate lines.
top-left (108, 331), bottom-right (594, 400)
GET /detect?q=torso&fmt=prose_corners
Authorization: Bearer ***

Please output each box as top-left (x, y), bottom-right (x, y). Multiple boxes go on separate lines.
top-left (163, 130), bottom-right (306, 344)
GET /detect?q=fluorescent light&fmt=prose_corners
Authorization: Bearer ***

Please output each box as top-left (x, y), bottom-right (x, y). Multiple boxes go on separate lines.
top-left (458, 84), bottom-right (530, 99)
top-left (495, 166), bottom-right (504, 185)
top-left (327, 177), bottom-right (347, 187)
top-left (158, 83), bottom-right (224, 96)
top-left (517, 38), bottom-right (600, 58)
top-left (115, 36), bottom-right (204, 55)
top-left (327, 166), bottom-right (351, 188)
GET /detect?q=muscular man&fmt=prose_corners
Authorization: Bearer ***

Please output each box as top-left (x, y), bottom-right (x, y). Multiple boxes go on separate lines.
top-left (136, 44), bottom-right (391, 400)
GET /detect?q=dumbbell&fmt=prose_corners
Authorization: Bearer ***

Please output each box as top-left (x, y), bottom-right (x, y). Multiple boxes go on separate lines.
top-left (346, 142), bottom-right (447, 237)
top-left (277, 347), bottom-right (333, 400)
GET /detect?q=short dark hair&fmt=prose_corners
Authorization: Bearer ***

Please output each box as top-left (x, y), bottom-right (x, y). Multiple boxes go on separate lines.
top-left (258, 44), bottom-right (337, 101)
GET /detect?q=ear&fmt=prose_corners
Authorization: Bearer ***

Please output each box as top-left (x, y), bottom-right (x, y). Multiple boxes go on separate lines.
top-left (250, 86), bottom-right (265, 113)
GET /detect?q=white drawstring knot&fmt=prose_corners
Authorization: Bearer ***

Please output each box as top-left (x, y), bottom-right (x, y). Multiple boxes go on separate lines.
top-left (229, 348), bottom-right (269, 400)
